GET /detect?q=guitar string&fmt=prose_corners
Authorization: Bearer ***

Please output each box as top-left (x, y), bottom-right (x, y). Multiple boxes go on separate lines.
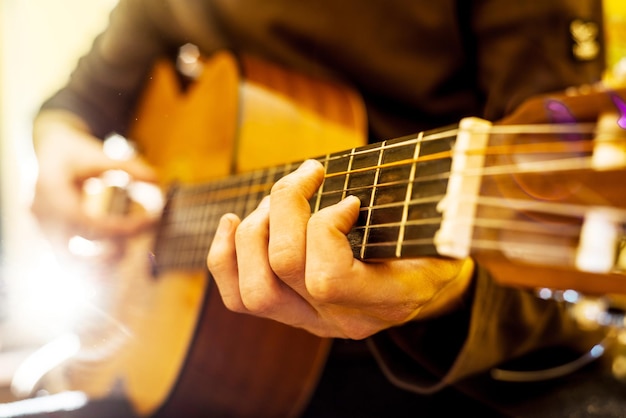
top-left (157, 171), bottom-right (626, 268)
top-left (321, 135), bottom-right (598, 181)
top-left (155, 123), bottom-right (623, 265)
top-left (172, 136), bottom-right (604, 206)
top-left (156, 196), bottom-right (615, 268)
top-left (169, 140), bottom-right (610, 222)
top-left (158, 147), bottom-right (616, 240)
top-left (172, 121), bottom-right (600, 196)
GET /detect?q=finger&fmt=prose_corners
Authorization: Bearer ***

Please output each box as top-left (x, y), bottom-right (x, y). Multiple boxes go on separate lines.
top-left (305, 195), bottom-right (364, 302)
top-left (77, 156), bottom-right (158, 184)
top-left (212, 199), bottom-right (322, 331)
top-left (235, 197), bottom-right (305, 315)
top-left (34, 168), bottom-right (157, 242)
top-left (268, 160), bottom-right (324, 285)
top-left (31, 174), bottom-right (86, 247)
top-left (207, 213), bottom-right (246, 312)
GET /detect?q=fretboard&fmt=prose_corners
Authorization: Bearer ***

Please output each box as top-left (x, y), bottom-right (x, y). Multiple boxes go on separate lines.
top-left (152, 125), bottom-right (458, 273)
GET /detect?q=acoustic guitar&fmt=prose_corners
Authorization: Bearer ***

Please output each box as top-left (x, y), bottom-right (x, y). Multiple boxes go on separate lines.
top-left (38, 51), bottom-right (626, 417)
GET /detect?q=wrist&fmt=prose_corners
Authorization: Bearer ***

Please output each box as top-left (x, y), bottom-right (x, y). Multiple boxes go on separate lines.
top-left (411, 257), bottom-right (476, 321)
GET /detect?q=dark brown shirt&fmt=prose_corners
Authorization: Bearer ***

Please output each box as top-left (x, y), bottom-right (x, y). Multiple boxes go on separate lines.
top-left (44, 0), bottom-right (604, 139)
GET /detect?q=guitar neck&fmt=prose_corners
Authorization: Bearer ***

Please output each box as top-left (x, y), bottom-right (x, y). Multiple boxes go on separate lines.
top-left (152, 110), bottom-right (626, 291)
top-left (152, 124), bottom-right (460, 273)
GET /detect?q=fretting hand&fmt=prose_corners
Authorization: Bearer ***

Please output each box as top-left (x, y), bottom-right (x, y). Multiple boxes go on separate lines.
top-left (207, 159), bottom-right (474, 339)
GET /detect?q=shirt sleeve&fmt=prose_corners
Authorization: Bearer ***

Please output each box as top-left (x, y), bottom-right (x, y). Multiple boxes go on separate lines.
top-left (368, 267), bottom-right (607, 394)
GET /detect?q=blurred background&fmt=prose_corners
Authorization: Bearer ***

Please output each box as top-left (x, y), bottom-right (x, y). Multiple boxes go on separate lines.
top-left (0, 0), bottom-right (119, 402)
top-left (0, 0), bottom-right (625, 410)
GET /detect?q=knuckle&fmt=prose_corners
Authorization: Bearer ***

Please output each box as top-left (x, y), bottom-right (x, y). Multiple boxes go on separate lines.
top-left (205, 249), bottom-right (222, 272)
top-left (268, 243), bottom-right (302, 279)
top-left (270, 175), bottom-right (296, 196)
top-left (206, 243), bottom-right (232, 274)
top-left (306, 273), bottom-right (340, 303)
top-left (241, 290), bottom-right (276, 315)
top-left (234, 219), bottom-right (252, 240)
top-left (306, 213), bottom-right (324, 231)
top-left (221, 296), bottom-right (247, 314)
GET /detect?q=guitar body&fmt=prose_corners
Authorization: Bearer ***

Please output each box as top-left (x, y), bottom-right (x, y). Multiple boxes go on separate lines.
top-left (38, 51), bottom-right (626, 417)
top-left (51, 52), bottom-right (366, 417)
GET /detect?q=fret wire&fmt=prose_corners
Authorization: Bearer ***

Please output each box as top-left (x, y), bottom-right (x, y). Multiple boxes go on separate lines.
top-left (314, 154), bottom-right (331, 213)
top-left (396, 130), bottom-right (423, 257)
top-left (187, 189), bottom-right (207, 268)
top-left (342, 147), bottom-right (356, 200)
top-left (194, 188), bottom-right (212, 266)
top-left (361, 140), bottom-right (386, 259)
top-left (231, 171), bottom-right (253, 218)
top-left (188, 187), bottom-right (219, 266)
top-left (203, 184), bottom-right (220, 235)
top-left (188, 191), bottom-right (202, 268)
top-left (244, 168), bottom-right (271, 216)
